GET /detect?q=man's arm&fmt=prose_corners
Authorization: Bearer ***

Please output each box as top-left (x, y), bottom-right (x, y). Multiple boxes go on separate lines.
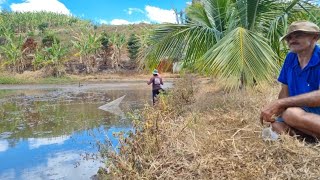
top-left (278, 89), bottom-right (320, 108)
top-left (260, 89), bottom-right (320, 124)
top-left (278, 84), bottom-right (289, 99)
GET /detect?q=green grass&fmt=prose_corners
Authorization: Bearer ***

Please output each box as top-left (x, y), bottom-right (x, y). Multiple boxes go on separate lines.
top-left (0, 74), bottom-right (77, 84)
top-left (38, 76), bottom-right (76, 84)
top-left (0, 76), bottom-right (25, 84)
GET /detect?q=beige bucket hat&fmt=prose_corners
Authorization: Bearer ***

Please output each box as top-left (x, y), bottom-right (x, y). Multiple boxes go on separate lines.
top-left (280, 21), bottom-right (320, 41)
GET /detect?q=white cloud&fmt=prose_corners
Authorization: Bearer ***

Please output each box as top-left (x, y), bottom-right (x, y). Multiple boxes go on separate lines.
top-left (109, 19), bottom-right (150, 25)
top-left (28, 136), bottom-right (70, 149)
top-left (0, 140), bottom-right (8, 152)
top-left (20, 151), bottom-right (103, 179)
top-left (10, 0), bottom-right (71, 15)
top-left (186, 1), bottom-right (192, 5)
top-left (110, 19), bottom-right (131, 25)
top-left (145, 5), bottom-right (177, 24)
top-left (126, 8), bottom-right (144, 15)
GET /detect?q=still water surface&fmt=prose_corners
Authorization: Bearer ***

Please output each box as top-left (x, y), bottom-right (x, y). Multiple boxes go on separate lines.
top-left (0, 82), bottom-right (169, 180)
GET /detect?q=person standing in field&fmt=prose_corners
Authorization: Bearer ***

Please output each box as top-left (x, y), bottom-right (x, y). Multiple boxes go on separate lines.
top-left (147, 69), bottom-right (163, 105)
top-left (260, 21), bottom-right (320, 142)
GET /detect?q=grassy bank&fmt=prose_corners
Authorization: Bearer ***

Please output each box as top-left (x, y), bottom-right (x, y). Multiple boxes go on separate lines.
top-left (0, 71), bottom-right (180, 84)
top-left (0, 72), bottom-right (77, 84)
top-left (102, 75), bottom-right (320, 179)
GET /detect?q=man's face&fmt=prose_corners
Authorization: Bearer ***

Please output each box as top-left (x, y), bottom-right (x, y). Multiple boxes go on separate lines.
top-left (285, 31), bottom-right (318, 53)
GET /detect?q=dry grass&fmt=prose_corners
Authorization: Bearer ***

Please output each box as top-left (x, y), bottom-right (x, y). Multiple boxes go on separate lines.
top-left (102, 75), bottom-right (320, 180)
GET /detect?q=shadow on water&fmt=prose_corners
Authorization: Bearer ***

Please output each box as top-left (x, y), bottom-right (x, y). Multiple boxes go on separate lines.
top-left (0, 82), bottom-right (168, 180)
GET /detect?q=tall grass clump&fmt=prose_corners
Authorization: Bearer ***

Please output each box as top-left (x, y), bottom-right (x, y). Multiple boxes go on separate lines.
top-left (101, 75), bottom-right (320, 179)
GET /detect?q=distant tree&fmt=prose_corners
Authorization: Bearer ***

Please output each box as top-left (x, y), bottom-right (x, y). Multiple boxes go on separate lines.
top-left (127, 33), bottom-right (140, 61)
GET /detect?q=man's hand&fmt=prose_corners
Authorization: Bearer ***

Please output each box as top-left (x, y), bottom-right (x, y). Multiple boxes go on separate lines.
top-left (260, 100), bottom-right (286, 125)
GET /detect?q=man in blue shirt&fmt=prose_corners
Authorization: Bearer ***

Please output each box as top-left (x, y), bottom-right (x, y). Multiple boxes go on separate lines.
top-left (260, 21), bottom-right (320, 141)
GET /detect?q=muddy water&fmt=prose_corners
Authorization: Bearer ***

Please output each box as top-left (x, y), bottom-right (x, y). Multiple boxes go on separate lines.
top-left (0, 82), bottom-right (171, 180)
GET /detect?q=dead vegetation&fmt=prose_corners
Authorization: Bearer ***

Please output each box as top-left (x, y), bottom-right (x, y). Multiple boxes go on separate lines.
top-left (101, 75), bottom-right (320, 179)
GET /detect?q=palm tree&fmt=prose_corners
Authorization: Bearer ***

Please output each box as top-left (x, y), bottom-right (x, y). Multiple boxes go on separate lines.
top-left (141, 0), bottom-right (315, 89)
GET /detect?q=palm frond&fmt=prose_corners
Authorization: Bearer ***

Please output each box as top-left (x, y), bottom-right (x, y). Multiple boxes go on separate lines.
top-left (186, 2), bottom-right (213, 27)
top-left (197, 27), bottom-right (280, 89)
top-left (140, 23), bottom-right (219, 69)
top-left (202, 0), bottom-right (232, 33)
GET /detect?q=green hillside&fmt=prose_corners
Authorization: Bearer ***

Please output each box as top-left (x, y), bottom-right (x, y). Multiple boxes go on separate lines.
top-left (0, 11), bottom-right (154, 77)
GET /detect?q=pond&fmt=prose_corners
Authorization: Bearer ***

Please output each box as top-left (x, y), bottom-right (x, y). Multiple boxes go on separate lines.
top-left (0, 82), bottom-right (171, 180)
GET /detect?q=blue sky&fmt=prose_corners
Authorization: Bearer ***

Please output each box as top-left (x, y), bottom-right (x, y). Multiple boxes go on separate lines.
top-left (0, 0), bottom-right (190, 25)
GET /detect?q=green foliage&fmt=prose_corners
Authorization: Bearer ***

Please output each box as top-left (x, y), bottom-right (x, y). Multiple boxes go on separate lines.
top-left (110, 33), bottom-right (126, 49)
top-left (34, 39), bottom-right (68, 77)
top-left (0, 11), bottom-right (152, 74)
top-left (109, 33), bottom-right (126, 71)
top-left (42, 34), bottom-right (60, 47)
top-left (38, 22), bottom-right (49, 33)
top-left (127, 33), bottom-right (140, 60)
top-left (0, 11), bottom-right (91, 33)
top-left (0, 31), bottom-right (25, 73)
top-left (0, 76), bottom-right (23, 84)
top-left (72, 31), bottom-right (101, 73)
top-left (100, 32), bottom-right (110, 48)
top-left (198, 27), bottom-right (279, 90)
top-left (140, 0), bottom-right (315, 89)
top-left (72, 31), bottom-right (101, 57)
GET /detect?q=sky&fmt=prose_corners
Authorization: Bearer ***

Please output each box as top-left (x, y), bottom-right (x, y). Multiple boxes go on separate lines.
top-left (0, 0), bottom-right (191, 25)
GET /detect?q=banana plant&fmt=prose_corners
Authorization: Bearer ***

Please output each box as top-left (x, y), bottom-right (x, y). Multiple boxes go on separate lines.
top-left (33, 39), bottom-right (68, 77)
top-left (72, 31), bottom-right (101, 73)
top-left (0, 11), bottom-right (90, 34)
top-left (43, 39), bottom-right (68, 77)
top-left (109, 33), bottom-right (126, 71)
top-left (0, 31), bottom-right (25, 73)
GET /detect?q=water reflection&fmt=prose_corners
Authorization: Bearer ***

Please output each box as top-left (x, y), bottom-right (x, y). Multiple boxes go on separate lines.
top-left (0, 140), bottom-right (8, 152)
top-left (0, 126), bottom-right (131, 180)
top-left (0, 82), bottom-right (170, 180)
top-left (28, 136), bottom-right (70, 149)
